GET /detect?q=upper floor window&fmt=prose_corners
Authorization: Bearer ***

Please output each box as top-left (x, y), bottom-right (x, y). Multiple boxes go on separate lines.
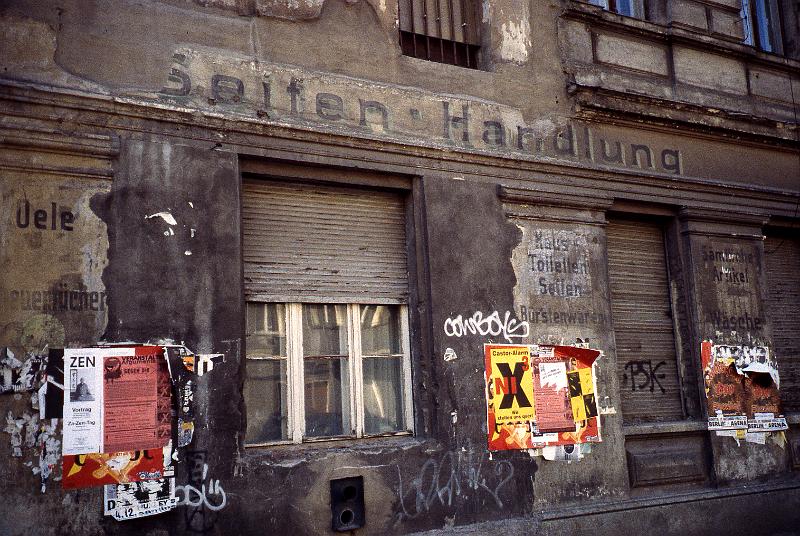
top-left (741, 0), bottom-right (784, 54)
top-left (588, 0), bottom-right (645, 19)
top-left (398, 0), bottom-right (481, 68)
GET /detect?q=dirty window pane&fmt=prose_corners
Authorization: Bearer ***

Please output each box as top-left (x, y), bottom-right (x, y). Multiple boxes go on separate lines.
top-left (304, 358), bottom-right (350, 437)
top-left (615, 0), bottom-right (644, 18)
top-left (246, 303), bottom-right (287, 357)
top-left (360, 305), bottom-right (402, 355)
top-left (244, 359), bottom-right (288, 443)
top-left (302, 304), bottom-right (347, 357)
top-left (755, 0), bottom-right (783, 53)
top-left (363, 356), bottom-right (404, 434)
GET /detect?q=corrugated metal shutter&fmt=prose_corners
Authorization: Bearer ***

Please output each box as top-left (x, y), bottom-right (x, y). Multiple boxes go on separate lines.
top-left (764, 236), bottom-right (800, 412)
top-left (607, 218), bottom-right (684, 422)
top-left (242, 179), bottom-right (408, 304)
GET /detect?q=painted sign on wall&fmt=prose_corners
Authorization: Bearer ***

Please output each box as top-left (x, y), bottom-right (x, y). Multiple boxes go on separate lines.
top-left (0, 174), bottom-right (109, 356)
top-left (153, 47), bottom-right (685, 176)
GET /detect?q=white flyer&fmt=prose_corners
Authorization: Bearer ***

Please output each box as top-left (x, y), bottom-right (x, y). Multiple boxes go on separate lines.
top-left (104, 478), bottom-right (178, 520)
top-left (62, 347), bottom-right (135, 455)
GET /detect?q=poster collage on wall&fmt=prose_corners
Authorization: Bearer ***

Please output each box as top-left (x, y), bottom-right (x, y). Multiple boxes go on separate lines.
top-left (484, 344), bottom-right (601, 459)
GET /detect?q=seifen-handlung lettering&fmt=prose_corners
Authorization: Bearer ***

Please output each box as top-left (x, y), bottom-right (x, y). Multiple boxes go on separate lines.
top-left (159, 57), bottom-right (684, 175)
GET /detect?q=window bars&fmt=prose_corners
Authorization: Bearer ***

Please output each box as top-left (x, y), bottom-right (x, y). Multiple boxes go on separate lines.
top-left (399, 0), bottom-right (481, 68)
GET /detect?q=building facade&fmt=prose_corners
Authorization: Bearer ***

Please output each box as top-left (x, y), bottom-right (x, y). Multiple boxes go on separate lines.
top-left (1, 0), bottom-right (800, 534)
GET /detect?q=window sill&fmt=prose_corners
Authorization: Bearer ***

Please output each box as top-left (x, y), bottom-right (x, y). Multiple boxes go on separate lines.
top-left (623, 420), bottom-right (708, 436)
top-left (243, 433), bottom-right (426, 464)
top-left (244, 430), bottom-right (415, 450)
top-left (624, 414), bottom-right (799, 435)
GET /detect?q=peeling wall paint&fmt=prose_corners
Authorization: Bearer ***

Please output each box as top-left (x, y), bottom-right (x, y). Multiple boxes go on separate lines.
top-left (256, 0), bottom-right (327, 20)
top-left (499, 19), bottom-right (532, 64)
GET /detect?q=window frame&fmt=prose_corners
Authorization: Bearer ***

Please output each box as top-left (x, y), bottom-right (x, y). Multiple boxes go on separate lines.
top-left (741, 0), bottom-right (785, 55)
top-left (245, 302), bottom-right (414, 447)
top-left (588, 0), bottom-right (646, 19)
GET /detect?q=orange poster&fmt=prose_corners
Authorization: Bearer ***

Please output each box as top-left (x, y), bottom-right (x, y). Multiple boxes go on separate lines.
top-left (62, 448), bottom-right (171, 489)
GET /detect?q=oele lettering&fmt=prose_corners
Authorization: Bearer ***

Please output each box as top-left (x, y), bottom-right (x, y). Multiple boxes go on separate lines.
top-left (16, 200), bottom-right (75, 231)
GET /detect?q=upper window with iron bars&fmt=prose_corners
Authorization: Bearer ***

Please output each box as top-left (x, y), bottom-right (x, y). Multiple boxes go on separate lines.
top-left (398, 0), bottom-right (481, 68)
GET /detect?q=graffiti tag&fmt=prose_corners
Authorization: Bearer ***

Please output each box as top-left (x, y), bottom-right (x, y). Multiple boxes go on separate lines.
top-left (443, 311), bottom-right (529, 343)
top-left (622, 360), bottom-right (667, 393)
top-left (395, 448), bottom-right (514, 522)
top-left (179, 451), bottom-right (226, 533)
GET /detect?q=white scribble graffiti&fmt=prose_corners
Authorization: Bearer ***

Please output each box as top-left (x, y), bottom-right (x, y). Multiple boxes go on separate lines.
top-left (443, 311), bottom-right (529, 343)
top-left (196, 353), bottom-right (225, 377)
top-left (395, 448), bottom-right (514, 522)
top-left (176, 463), bottom-right (227, 512)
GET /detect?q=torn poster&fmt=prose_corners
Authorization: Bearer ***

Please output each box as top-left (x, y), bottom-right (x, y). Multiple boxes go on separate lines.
top-left (62, 444), bottom-right (174, 489)
top-left (701, 341), bottom-right (785, 435)
top-left (44, 349), bottom-right (64, 419)
top-left (33, 418), bottom-right (61, 493)
top-left (196, 352), bottom-right (224, 376)
top-left (745, 432), bottom-right (767, 445)
top-left (104, 478), bottom-right (178, 520)
top-left (1, 348), bottom-right (46, 393)
top-left (63, 346), bottom-right (171, 455)
top-left (163, 345), bottom-right (197, 447)
top-left (485, 344), bottom-right (601, 451)
top-left (542, 443), bottom-right (586, 461)
top-left (711, 344), bottom-right (779, 388)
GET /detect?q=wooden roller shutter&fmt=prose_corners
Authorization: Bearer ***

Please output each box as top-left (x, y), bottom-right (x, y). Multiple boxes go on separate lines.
top-left (242, 179), bottom-right (408, 304)
top-left (607, 218), bottom-right (684, 422)
top-left (764, 235), bottom-right (800, 412)
top-left (398, 0), bottom-right (480, 68)
top-left (399, 0), bottom-right (480, 44)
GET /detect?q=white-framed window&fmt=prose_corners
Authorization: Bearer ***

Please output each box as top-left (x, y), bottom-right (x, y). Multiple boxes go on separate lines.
top-left (244, 302), bottom-right (413, 444)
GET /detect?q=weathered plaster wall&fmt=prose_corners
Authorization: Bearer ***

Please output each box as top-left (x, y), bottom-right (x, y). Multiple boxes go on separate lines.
top-left (2, 0), bottom-right (798, 186)
top-left (1, 0), bottom-right (799, 534)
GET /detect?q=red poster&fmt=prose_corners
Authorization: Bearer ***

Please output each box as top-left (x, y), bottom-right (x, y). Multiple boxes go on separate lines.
top-left (62, 448), bottom-right (168, 489)
top-left (531, 357), bottom-right (574, 433)
top-left (103, 346), bottom-right (170, 453)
